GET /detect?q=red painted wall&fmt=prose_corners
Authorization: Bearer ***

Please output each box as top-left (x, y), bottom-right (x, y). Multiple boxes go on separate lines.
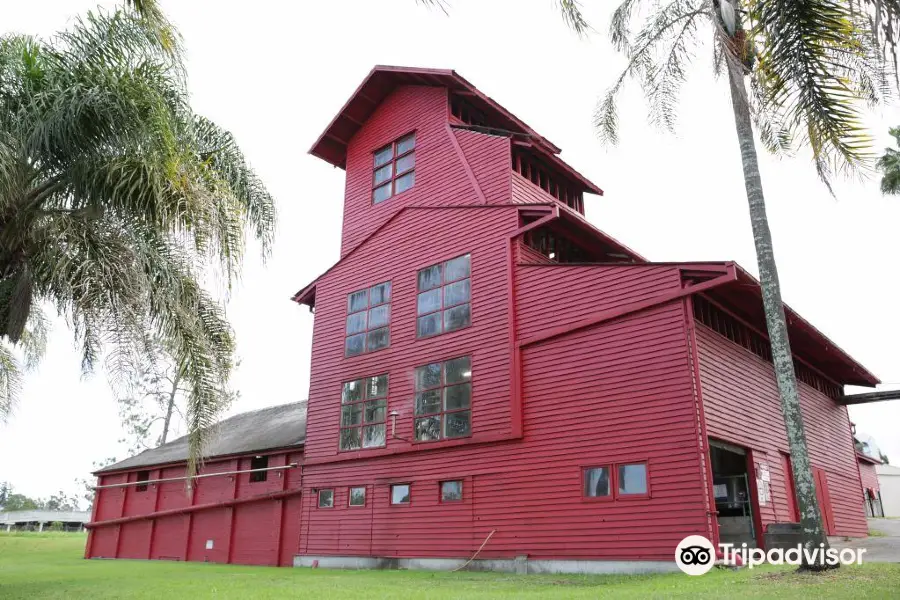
top-left (859, 461), bottom-right (879, 494)
top-left (299, 220), bottom-right (712, 560)
top-left (340, 85), bottom-right (512, 256)
top-left (87, 450), bottom-right (303, 566)
top-left (695, 324), bottom-right (867, 538)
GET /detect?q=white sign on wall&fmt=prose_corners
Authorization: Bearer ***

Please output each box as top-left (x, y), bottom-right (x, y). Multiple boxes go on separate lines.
top-left (205, 539), bottom-right (214, 550)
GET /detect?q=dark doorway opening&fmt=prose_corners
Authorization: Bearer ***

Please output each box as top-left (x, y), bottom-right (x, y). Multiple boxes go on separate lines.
top-left (710, 440), bottom-right (758, 548)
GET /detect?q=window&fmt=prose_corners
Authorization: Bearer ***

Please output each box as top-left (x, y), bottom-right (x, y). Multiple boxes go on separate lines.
top-left (340, 374), bottom-right (388, 451)
top-left (391, 484), bottom-right (411, 505)
top-left (414, 356), bottom-right (471, 442)
top-left (249, 456), bottom-right (268, 483)
top-left (372, 132), bottom-right (416, 203)
top-left (440, 480), bottom-right (463, 502)
top-left (416, 254), bottom-right (471, 338)
top-left (618, 463), bottom-right (648, 496)
top-left (349, 486), bottom-right (367, 507)
top-left (583, 467), bottom-right (611, 499)
top-left (318, 489), bottom-right (334, 508)
top-left (345, 281), bottom-right (391, 357)
top-left (583, 463), bottom-right (649, 500)
top-left (135, 470), bottom-right (150, 492)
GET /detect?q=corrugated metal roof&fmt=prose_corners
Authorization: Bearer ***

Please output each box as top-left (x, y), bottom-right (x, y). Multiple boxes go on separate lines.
top-left (97, 400), bottom-right (307, 474)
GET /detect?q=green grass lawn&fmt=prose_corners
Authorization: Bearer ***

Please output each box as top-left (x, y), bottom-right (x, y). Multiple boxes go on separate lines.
top-left (1, 533), bottom-right (899, 599)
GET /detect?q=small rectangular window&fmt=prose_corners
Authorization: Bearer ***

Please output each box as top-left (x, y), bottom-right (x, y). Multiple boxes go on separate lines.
top-left (349, 486), bottom-right (366, 507)
top-left (583, 467), bottom-right (611, 498)
top-left (345, 281), bottom-right (391, 357)
top-left (249, 456), bottom-right (268, 482)
top-left (340, 374), bottom-right (388, 451)
top-left (135, 470), bottom-right (150, 492)
top-left (318, 489), bottom-right (334, 508)
top-left (414, 356), bottom-right (472, 442)
top-left (440, 480), bottom-right (463, 502)
top-left (391, 484), bottom-right (410, 505)
top-left (416, 254), bottom-right (471, 338)
top-left (618, 463), bottom-right (648, 496)
top-left (372, 132), bottom-right (416, 203)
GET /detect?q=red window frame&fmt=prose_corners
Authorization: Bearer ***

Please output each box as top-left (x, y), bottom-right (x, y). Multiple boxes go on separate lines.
top-left (439, 480), bottom-right (464, 503)
top-left (413, 355), bottom-right (472, 443)
top-left (348, 486), bottom-right (367, 507)
top-left (317, 489), bottom-right (335, 509)
top-left (581, 466), bottom-right (613, 502)
top-left (581, 461), bottom-right (650, 501)
top-left (372, 132), bottom-right (416, 204)
top-left (338, 374), bottom-right (388, 452)
top-left (416, 254), bottom-right (471, 338)
top-left (390, 483), bottom-right (411, 506)
top-left (345, 281), bottom-right (391, 357)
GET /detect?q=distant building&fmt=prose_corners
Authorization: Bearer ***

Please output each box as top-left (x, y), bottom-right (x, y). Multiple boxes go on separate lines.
top-left (877, 464), bottom-right (900, 517)
top-left (0, 510), bottom-right (90, 532)
top-left (87, 66), bottom-right (885, 573)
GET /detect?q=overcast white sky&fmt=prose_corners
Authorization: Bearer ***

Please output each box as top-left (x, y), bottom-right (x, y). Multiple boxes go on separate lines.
top-left (2, 0), bottom-right (898, 500)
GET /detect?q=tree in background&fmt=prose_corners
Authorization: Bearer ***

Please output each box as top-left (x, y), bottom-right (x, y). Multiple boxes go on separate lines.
top-left (115, 338), bottom-right (240, 454)
top-left (0, 2), bottom-right (275, 476)
top-left (556, 0), bottom-right (896, 569)
top-left (0, 482), bottom-right (79, 511)
top-left (877, 127), bottom-right (900, 193)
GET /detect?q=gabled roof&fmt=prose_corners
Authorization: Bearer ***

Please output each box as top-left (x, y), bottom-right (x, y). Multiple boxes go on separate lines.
top-left (97, 401), bottom-right (307, 474)
top-left (310, 65), bottom-right (561, 170)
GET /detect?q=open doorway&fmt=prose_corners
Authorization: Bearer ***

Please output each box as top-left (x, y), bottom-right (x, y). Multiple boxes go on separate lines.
top-left (710, 440), bottom-right (758, 548)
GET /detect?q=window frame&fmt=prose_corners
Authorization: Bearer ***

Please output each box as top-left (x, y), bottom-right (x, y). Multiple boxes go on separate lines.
top-left (390, 483), bottom-right (411, 506)
top-left (348, 486), bottom-right (367, 507)
top-left (338, 374), bottom-right (389, 452)
top-left (371, 131), bottom-right (416, 204)
top-left (317, 489), bottom-right (335, 509)
top-left (135, 470), bottom-right (150, 493)
top-left (439, 480), bottom-right (464, 503)
top-left (581, 461), bottom-right (650, 501)
top-left (344, 281), bottom-right (392, 357)
top-left (416, 253), bottom-right (472, 339)
top-left (413, 355), bottom-right (472, 443)
top-left (581, 466), bottom-right (613, 502)
top-left (616, 461), bottom-right (650, 499)
top-left (249, 455), bottom-right (269, 483)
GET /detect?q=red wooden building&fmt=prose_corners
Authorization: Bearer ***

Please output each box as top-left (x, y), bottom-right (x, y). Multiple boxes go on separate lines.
top-left (87, 66), bottom-right (881, 572)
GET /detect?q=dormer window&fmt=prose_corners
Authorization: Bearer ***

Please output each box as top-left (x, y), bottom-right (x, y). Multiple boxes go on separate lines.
top-left (372, 133), bottom-right (416, 204)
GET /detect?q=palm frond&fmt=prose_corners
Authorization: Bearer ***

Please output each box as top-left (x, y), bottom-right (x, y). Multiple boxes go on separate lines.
top-left (594, 0), bottom-right (708, 145)
top-left (0, 340), bottom-right (22, 418)
top-left (557, 1), bottom-right (592, 36)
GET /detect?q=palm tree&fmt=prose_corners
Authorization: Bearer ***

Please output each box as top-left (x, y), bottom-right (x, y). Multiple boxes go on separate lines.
top-left (0, 4), bottom-right (275, 477)
top-left (878, 127), bottom-right (900, 193)
top-left (551, 0), bottom-right (895, 568)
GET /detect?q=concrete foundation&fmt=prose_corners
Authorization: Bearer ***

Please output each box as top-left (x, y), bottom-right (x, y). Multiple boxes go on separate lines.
top-left (293, 555), bottom-right (679, 575)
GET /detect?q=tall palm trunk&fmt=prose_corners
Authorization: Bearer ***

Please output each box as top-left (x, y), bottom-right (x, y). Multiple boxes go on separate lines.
top-left (726, 60), bottom-right (833, 570)
top-left (160, 372), bottom-right (181, 445)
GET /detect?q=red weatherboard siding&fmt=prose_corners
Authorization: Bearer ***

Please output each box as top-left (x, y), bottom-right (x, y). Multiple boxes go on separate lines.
top-left (515, 264), bottom-right (682, 339)
top-left (859, 462), bottom-right (879, 493)
top-left (695, 324), bottom-right (867, 537)
top-left (340, 86), bottom-right (512, 256)
top-left (300, 298), bottom-right (710, 560)
top-left (304, 205), bottom-right (520, 462)
top-left (86, 450), bottom-right (303, 565)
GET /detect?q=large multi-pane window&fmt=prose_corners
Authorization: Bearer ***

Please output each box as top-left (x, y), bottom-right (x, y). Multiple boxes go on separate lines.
top-left (340, 374), bottom-right (388, 451)
top-left (414, 356), bottom-right (471, 441)
top-left (372, 132), bottom-right (416, 204)
top-left (345, 281), bottom-right (391, 357)
top-left (416, 254), bottom-right (471, 338)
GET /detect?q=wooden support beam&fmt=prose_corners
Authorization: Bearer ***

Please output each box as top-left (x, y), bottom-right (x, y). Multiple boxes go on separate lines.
top-left (838, 390), bottom-right (900, 405)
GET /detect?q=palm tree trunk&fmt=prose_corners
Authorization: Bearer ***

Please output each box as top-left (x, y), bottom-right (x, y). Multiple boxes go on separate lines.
top-left (160, 372), bottom-right (180, 445)
top-left (725, 60), bottom-right (834, 570)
